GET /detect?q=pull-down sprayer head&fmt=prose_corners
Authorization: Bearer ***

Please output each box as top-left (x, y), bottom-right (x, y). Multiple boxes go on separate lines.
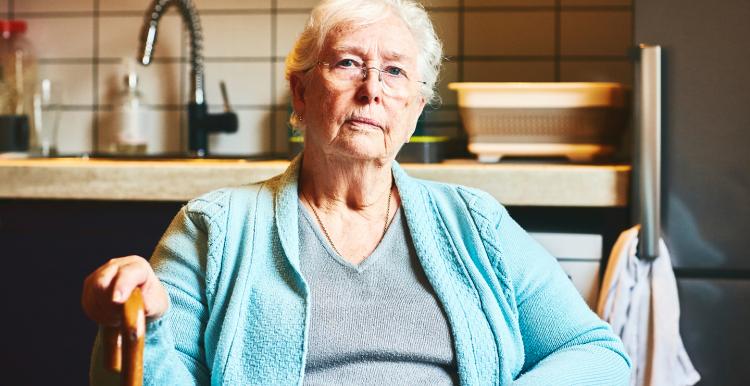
top-left (139, 0), bottom-right (205, 105)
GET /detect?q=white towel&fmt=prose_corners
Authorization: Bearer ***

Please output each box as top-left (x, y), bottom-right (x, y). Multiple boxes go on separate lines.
top-left (597, 225), bottom-right (700, 386)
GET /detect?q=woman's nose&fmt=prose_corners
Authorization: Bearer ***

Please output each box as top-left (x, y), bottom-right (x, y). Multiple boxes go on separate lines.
top-left (357, 67), bottom-right (383, 104)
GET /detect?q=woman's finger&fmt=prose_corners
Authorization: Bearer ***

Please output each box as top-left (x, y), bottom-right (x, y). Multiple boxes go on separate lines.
top-left (108, 257), bottom-right (169, 319)
top-left (82, 255), bottom-right (155, 325)
top-left (109, 259), bottom-right (151, 304)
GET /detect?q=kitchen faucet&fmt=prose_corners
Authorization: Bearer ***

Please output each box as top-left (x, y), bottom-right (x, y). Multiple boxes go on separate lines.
top-left (139, 0), bottom-right (238, 157)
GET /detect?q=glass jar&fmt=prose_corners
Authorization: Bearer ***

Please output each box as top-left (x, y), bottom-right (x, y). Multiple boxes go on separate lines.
top-left (0, 20), bottom-right (37, 153)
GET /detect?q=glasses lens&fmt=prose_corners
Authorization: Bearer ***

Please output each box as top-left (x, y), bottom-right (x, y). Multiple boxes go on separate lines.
top-left (325, 64), bottom-right (410, 95)
top-left (381, 72), bottom-right (409, 93)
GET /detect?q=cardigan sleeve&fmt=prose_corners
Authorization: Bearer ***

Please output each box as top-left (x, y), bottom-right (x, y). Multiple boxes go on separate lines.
top-left (90, 191), bottom-right (229, 386)
top-left (490, 205), bottom-right (631, 385)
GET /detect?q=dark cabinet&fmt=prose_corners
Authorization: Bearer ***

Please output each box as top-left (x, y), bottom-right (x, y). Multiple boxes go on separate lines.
top-left (0, 200), bottom-right (182, 386)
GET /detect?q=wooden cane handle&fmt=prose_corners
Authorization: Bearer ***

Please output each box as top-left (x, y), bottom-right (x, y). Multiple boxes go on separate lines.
top-left (103, 287), bottom-right (146, 386)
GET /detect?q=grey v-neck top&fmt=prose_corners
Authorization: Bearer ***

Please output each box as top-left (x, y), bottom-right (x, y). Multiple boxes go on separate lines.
top-left (299, 203), bottom-right (458, 385)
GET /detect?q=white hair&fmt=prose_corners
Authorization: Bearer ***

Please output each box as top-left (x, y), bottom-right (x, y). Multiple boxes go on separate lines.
top-left (285, 0), bottom-right (443, 129)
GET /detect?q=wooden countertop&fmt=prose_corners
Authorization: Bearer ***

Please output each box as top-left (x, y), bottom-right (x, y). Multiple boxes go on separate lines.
top-left (0, 158), bottom-right (630, 207)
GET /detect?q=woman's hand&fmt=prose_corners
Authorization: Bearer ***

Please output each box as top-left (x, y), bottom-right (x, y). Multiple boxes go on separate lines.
top-left (82, 255), bottom-right (169, 326)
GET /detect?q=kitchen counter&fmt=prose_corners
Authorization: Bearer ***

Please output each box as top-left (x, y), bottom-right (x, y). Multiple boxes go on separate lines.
top-left (0, 158), bottom-right (630, 206)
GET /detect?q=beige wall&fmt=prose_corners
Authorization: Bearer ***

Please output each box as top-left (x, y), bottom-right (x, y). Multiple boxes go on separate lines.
top-left (5, 0), bottom-right (632, 155)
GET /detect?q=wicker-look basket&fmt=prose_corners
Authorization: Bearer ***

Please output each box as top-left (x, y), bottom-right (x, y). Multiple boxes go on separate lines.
top-left (448, 82), bottom-right (628, 162)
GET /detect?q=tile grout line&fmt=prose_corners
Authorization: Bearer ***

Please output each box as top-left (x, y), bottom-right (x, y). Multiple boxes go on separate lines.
top-left (630, 0), bottom-right (636, 85)
top-left (96, 104), bottom-right (418, 111)
top-left (554, 0), bottom-right (562, 82)
top-left (11, 6), bottom-right (633, 18)
top-left (93, 0), bottom-right (100, 152)
top-left (456, 0), bottom-right (466, 146)
top-left (270, 0), bottom-right (278, 154)
top-left (38, 55), bottom-right (632, 63)
top-left (38, 55), bottom-right (632, 64)
top-left (179, 9), bottom-right (186, 152)
top-left (457, 0), bottom-right (464, 83)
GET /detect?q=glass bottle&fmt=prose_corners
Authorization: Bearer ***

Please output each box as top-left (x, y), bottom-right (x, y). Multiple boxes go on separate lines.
top-left (0, 19), bottom-right (36, 153)
top-left (113, 71), bottom-right (147, 154)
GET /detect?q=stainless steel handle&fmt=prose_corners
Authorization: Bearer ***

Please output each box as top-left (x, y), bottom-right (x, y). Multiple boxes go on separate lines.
top-left (636, 44), bottom-right (661, 260)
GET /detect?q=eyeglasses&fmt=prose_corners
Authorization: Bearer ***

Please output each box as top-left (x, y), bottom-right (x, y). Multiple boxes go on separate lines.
top-left (316, 59), bottom-right (426, 95)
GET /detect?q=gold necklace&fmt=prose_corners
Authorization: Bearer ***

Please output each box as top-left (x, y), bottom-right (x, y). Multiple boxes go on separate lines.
top-left (303, 182), bottom-right (393, 258)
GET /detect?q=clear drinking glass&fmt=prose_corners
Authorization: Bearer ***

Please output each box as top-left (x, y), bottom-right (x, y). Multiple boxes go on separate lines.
top-left (31, 79), bottom-right (61, 157)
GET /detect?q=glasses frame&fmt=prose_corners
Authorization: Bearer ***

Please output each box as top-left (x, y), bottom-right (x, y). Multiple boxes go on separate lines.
top-left (315, 61), bottom-right (426, 94)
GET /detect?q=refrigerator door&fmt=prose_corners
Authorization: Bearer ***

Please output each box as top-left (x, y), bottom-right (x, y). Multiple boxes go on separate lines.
top-left (635, 0), bottom-right (750, 270)
top-left (677, 278), bottom-right (750, 386)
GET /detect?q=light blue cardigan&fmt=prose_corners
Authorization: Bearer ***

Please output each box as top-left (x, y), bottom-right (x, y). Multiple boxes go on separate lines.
top-left (91, 156), bottom-right (630, 385)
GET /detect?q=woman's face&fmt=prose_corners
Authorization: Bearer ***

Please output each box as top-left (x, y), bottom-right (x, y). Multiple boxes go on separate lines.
top-left (291, 14), bottom-right (426, 162)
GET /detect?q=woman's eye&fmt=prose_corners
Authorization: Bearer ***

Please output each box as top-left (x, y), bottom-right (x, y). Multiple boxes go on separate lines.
top-left (385, 66), bottom-right (406, 77)
top-left (336, 59), bottom-right (358, 68)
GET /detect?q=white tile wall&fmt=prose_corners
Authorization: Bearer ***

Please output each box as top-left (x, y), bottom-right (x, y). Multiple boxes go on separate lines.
top-left (56, 110), bottom-right (95, 153)
top-left (275, 13), bottom-right (309, 58)
top-left (99, 0), bottom-right (151, 12)
top-left (420, 0), bottom-right (459, 7)
top-left (98, 62), bottom-right (184, 107)
top-left (560, 60), bottom-right (633, 84)
top-left (561, 11), bottom-right (632, 56)
top-left (143, 109), bottom-right (184, 153)
top-left (38, 64), bottom-right (94, 106)
top-left (462, 60), bottom-right (557, 82)
top-left (11, 0), bottom-right (631, 156)
top-left (203, 61), bottom-right (273, 107)
top-left (15, 0), bottom-right (94, 13)
top-left (464, 11), bottom-right (556, 56)
top-left (274, 61), bottom-right (291, 106)
top-left (277, 0), bottom-right (319, 9)
top-left (193, 0), bottom-right (271, 10)
top-left (98, 14), bottom-right (183, 59)
top-left (201, 14), bottom-right (272, 58)
top-left (465, 0), bottom-right (554, 6)
top-left (97, 108), bottom-right (184, 154)
top-left (562, 0), bottom-right (631, 5)
top-left (430, 11), bottom-right (459, 57)
top-left (26, 17), bottom-right (94, 59)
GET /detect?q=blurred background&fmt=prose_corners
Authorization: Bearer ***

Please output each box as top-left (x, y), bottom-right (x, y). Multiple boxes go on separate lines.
top-left (11, 0), bottom-right (632, 156)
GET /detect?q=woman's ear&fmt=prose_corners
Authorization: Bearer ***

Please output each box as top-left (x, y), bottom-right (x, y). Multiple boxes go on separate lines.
top-left (290, 73), bottom-right (306, 116)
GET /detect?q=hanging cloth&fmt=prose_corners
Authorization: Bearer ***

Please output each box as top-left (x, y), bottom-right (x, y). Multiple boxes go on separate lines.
top-left (597, 225), bottom-right (700, 386)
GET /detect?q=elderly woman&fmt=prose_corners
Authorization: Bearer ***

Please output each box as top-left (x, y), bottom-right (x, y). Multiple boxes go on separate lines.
top-left (83, 0), bottom-right (630, 384)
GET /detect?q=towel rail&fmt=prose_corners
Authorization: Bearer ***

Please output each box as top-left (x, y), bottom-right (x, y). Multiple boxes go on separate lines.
top-left (635, 44), bottom-right (661, 261)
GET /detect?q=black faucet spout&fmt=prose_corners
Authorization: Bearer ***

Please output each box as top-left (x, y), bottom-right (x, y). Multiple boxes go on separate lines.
top-left (139, 0), bottom-right (237, 156)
